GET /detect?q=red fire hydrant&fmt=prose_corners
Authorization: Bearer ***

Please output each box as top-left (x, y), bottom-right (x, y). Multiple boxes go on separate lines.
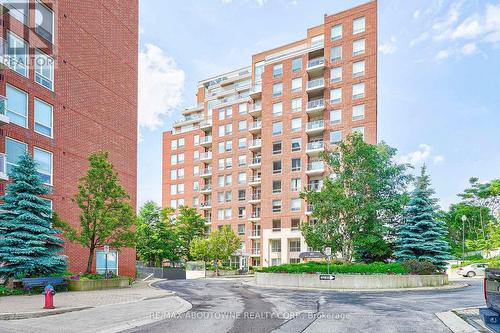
top-left (43, 284), bottom-right (56, 309)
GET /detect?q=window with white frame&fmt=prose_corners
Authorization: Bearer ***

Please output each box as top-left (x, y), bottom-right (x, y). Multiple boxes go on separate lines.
top-left (273, 63), bottom-right (283, 77)
top-left (291, 178), bottom-right (301, 192)
top-left (330, 130), bottom-right (342, 144)
top-left (6, 84), bottom-right (28, 128)
top-left (352, 82), bottom-right (365, 99)
top-left (352, 39), bottom-right (365, 56)
top-left (291, 98), bottom-right (302, 112)
top-left (178, 153), bottom-right (184, 163)
top-left (291, 118), bottom-right (301, 132)
top-left (35, 0), bottom-right (54, 42)
top-left (170, 199), bottom-right (177, 209)
top-left (178, 198), bottom-right (184, 207)
top-left (238, 137), bottom-right (247, 149)
top-left (239, 102), bottom-right (247, 114)
top-left (330, 67), bottom-right (342, 83)
top-left (291, 77), bottom-right (302, 92)
top-left (218, 142), bottom-right (224, 153)
top-left (4, 0), bottom-right (29, 25)
top-left (272, 122), bottom-right (282, 135)
top-left (353, 16), bottom-right (366, 34)
top-left (35, 50), bottom-right (54, 90)
top-left (217, 209), bottom-right (224, 220)
top-left (34, 147), bottom-right (53, 185)
top-left (238, 172), bottom-right (246, 184)
top-left (178, 168), bottom-right (185, 179)
top-left (352, 104), bottom-right (365, 121)
top-left (178, 183), bottom-right (184, 194)
top-left (291, 138), bottom-right (301, 152)
top-left (218, 108), bottom-right (225, 120)
top-left (330, 109), bottom-right (341, 124)
top-left (238, 155), bottom-right (246, 166)
top-left (7, 32), bottom-right (28, 77)
top-left (193, 181), bottom-right (199, 191)
top-left (177, 137), bottom-right (184, 147)
top-left (193, 165), bottom-right (199, 176)
top-left (225, 208), bottom-right (232, 219)
top-left (352, 126), bottom-right (365, 139)
top-left (330, 88), bottom-right (342, 104)
top-left (272, 102), bottom-right (282, 116)
top-left (171, 140), bottom-right (178, 150)
top-left (6, 138), bottom-right (27, 175)
top-left (272, 83), bottom-right (283, 97)
top-left (330, 45), bottom-right (342, 62)
top-left (238, 120), bottom-right (247, 131)
top-left (292, 58), bottom-right (302, 72)
top-left (96, 250), bottom-right (118, 275)
top-left (226, 107), bottom-right (232, 118)
top-left (225, 140), bottom-right (232, 152)
top-left (171, 154), bottom-right (177, 165)
top-left (291, 198), bottom-right (301, 212)
top-left (331, 24), bottom-right (342, 40)
top-left (170, 184), bottom-right (177, 195)
top-left (170, 169), bottom-right (177, 180)
top-left (217, 175), bottom-right (224, 187)
top-left (193, 150), bottom-right (199, 160)
top-left (194, 134), bottom-right (200, 145)
top-left (352, 60), bottom-right (365, 77)
top-left (272, 200), bottom-right (282, 213)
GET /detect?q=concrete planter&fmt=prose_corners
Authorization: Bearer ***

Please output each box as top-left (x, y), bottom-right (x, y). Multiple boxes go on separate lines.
top-left (255, 272), bottom-right (448, 289)
top-left (205, 270), bottom-right (238, 277)
top-left (68, 277), bottom-right (130, 291)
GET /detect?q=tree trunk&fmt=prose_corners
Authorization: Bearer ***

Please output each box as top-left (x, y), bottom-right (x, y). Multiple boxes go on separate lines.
top-left (86, 246), bottom-right (95, 273)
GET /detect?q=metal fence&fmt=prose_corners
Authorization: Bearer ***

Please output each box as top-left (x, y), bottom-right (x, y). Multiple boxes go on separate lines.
top-left (136, 262), bottom-right (186, 280)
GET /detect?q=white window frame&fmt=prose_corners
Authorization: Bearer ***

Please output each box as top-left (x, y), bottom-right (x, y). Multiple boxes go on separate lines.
top-left (34, 98), bottom-right (54, 138)
top-left (35, 49), bottom-right (54, 91)
top-left (6, 32), bottom-right (28, 77)
top-left (6, 84), bottom-right (28, 128)
top-left (34, 147), bottom-right (53, 186)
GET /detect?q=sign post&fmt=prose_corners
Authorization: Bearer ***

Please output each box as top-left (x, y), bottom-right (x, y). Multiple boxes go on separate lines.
top-left (325, 247), bottom-right (332, 274)
top-left (103, 245), bottom-right (109, 278)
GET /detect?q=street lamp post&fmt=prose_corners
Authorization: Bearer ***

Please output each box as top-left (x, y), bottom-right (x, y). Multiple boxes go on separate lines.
top-left (461, 215), bottom-right (467, 262)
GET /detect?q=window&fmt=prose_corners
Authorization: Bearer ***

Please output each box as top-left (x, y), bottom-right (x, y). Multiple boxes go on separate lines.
top-left (218, 142), bottom-right (225, 153)
top-left (170, 200), bottom-right (177, 209)
top-left (218, 108), bottom-right (225, 120)
top-left (290, 198), bottom-right (300, 212)
top-left (331, 24), bottom-right (342, 41)
top-left (193, 181), bottom-right (199, 191)
top-left (272, 219), bottom-right (281, 232)
top-left (225, 174), bottom-right (232, 186)
top-left (218, 175), bottom-right (224, 187)
top-left (218, 125), bottom-right (225, 137)
top-left (225, 191), bottom-right (232, 202)
top-left (272, 83), bottom-right (283, 97)
top-left (352, 126), bottom-right (365, 140)
top-left (273, 63), bottom-right (283, 78)
top-left (271, 258), bottom-right (281, 266)
top-left (330, 130), bottom-right (342, 144)
top-left (178, 153), bottom-right (184, 163)
top-left (352, 60), bottom-right (365, 77)
top-left (289, 239), bottom-right (301, 252)
top-left (217, 209), bottom-right (224, 220)
top-left (238, 155), bottom-right (246, 166)
top-left (330, 88), bottom-right (342, 104)
top-left (330, 67), bottom-right (342, 83)
top-left (4, 0), bottom-right (29, 25)
top-left (291, 138), bottom-right (301, 152)
top-left (35, 0), bottom-right (54, 42)
top-left (6, 85), bottom-right (28, 128)
top-left (330, 109), bottom-right (342, 124)
top-left (193, 166), bottom-right (199, 176)
top-left (272, 122), bottom-right (282, 135)
top-left (237, 224), bottom-right (245, 235)
top-left (291, 219), bottom-right (300, 231)
top-left (178, 168), bottom-right (185, 179)
top-left (291, 158), bottom-right (301, 171)
top-left (178, 183), bottom-right (184, 194)
top-left (171, 140), bottom-right (178, 150)
top-left (225, 140), bottom-right (233, 152)
top-left (271, 239), bottom-right (281, 252)
top-left (238, 138), bottom-right (247, 149)
top-left (171, 155), bottom-right (177, 165)
top-left (6, 32), bottom-right (28, 77)
top-left (178, 138), bottom-right (185, 147)
top-left (170, 170), bottom-right (177, 180)
top-left (217, 159), bottom-right (224, 170)
top-left (34, 98), bottom-right (52, 138)
top-left (6, 138), bottom-right (27, 174)
top-left (272, 102), bottom-right (282, 116)
top-left (291, 118), bottom-right (301, 132)
top-left (226, 107), bottom-right (233, 119)
top-left (352, 104), bottom-right (365, 120)
top-left (291, 98), bottom-right (302, 112)
top-left (238, 189), bottom-right (246, 201)
top-left (238, 120), bottom-right (247, 131)
top-left (272, 180), bottom-right (282, 194)
top-left (217, 192), bottom-right (225, 203)
top-left (193, 150), bottom-right (200, 160)
top-left (225, 208), bottom-right (232, 219)
top-left (311, 34), bottom-right (324, 47)
top-left (193, 197), bottom-right (199, 207)
top-left (238, 207), bottom-right (246, 219)
top-left (34, 147), bottom-right (53, 185)
top-left (272, 160), bottom-right (282, 174)
top-left (272, 141), bottom-right (282, 154)
top-left (291, 78), bottom-right (302, 92)
top-left (353, 39), bottom-right (366, 56)
top-left (291, 178), bottom-right (301, 192)
top-left (352, 82), bottom-right (365, 99)
top-left (239, 102), bottom-right (247, 114)
top-left (96, 250), bottom-right (118, 275)
top-left (194, 134), bottom-right (200, 145)
top-left (238, 172), bottom-right (246, 184)
top-left (35, 50), bottom-right (54, 91)
top-left (353, 16), bottom-right (366, 34)
top-left (225, 124), bottom-right (232, 135)
top-left (170, 184), bottom-right (177, 195)
top-left (330, 46), bottom-right (342, 62)
top-left (292, 58), bottom-right (302, 72)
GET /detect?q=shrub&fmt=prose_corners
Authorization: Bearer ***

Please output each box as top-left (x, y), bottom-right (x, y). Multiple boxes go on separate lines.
top-left (258, 261), bottom-right (410, 275)
top-left (451, 256), bottom-right (500, 269)
top-left (401, 260), bottom-right (438, 275)
top-left (0, 285), bottom-right (26, 296)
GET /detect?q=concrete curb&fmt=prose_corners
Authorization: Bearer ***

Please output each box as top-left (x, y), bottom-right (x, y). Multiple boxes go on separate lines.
top-left (435, 311), bottom-right (479, 333)
top-left (243, 279), bottom-right (469, 292)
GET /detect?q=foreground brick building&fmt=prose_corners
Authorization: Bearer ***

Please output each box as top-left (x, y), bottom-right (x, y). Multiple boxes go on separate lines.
top-left (162, 1), bottom-right (377, 268)
top-left (0, 1), bottom-right (138, 276)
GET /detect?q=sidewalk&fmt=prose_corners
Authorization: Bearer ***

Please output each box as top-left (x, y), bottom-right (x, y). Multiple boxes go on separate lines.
top-left (0, 279), bottom-right (192, 332)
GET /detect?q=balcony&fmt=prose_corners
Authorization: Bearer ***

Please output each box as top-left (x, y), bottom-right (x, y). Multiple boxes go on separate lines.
top-left (200, 136), bottom-right (212, 147)
top-left (249, 139), bottom-right (262, 151)
top-left (200, 167), bottom-right (212, 178)
top-left (200, 202), bottom-right (212, 210)
top-left (308, 181), bottom-right (323, 191)
top-left (173, 114), bottom-right (203, 127)
top-left (251, 249), bottom-right (261, 256)
top-left (305, 204), bottom-right (313, 215)
top-left (249, 156), bottom-right (262, 169)
top-left (306, 99), bottom-right (325, 115)
top-left (249, 103), bottom-right (262, 116)
top-left (249, 192), bottom-right (261, 204)
top-left (0, 96), bottom-right (10, 125)
top-left (250, 229), bottom-right (261, 238)
top-left (306, 78), bottom-right (325, 93)
top-left (249, 83), bottom-right (262, 99)
top-left (0, 153), bottom-right (7, 180)
top-left (200, 184), bottom-right (212, 194)
top-left (307, 57), bottom-right (325, 75)
top-left (249, 212), bottom-right (261, 221)
top-left (249, 121), bottom-right (262, 133)
top-left (248, 175), bottom-right (262, 186)
top-left (205, 218), bottom-right (212, 225)
top-left (200, 119), bottom-right (213, 131)
top-left (200, 151), bottom-right (212, 161)
top-left (306, 161), bottom-right (325, 175)
top-left (306, 141), bottom-right (325, 155)
top-left (305, 120), bottom-right (324, 135)
top-left (182, 103), bottom-right (204, 116)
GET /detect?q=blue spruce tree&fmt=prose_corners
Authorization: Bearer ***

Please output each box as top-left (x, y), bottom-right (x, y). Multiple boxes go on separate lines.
top-left (0, 153), bottom-right (66, 278)
top-left (395, 165), bottom-right (450, 270)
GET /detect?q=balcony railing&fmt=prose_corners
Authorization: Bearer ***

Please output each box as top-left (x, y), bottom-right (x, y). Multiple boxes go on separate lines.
top-left (251, 212), bottom-right (261, 219)
top-left (250, 121), bottom-right (262, 130)
top-left (251, 229), bottom-right (261, 237)
top-left (252, 248), bottom-right (261, 255)
top-left (200, 136), bottom-right (212, 144)
top-left (307, 141), bottom-right (324, 151)
top-left (0, 153), bottom-right (6, 175)
top-left (306, 120), bottom-right (324, 131)
top-left (173, 114), bottom-right (202, 124)
top-left (200, 152), bottom-right (212, 160)
top-left (250, 83), bottom-right (262, 94)
top-left (308, 182), bottom-right (323, 191)
top-left (307, 57), bottom-right (325, 69)
top-left (201, 184), bottom-right (212, 191)
top-left (307, 99), bottom-right (324, 110)
top-left (307, 78), bottom-right (325, 89)
top-left (307, 161), bottom-right (324, 171)
top-left (250, 139), bottom-right (262, 147)
top-left (0, 96), bottom-right (6, 115)
top-left (201, 167), bottom-right (212, 175)
top-left (200, 201), bottom-right (212, 207)
top-left (251, 192), bottom-right (262, 200)
top-left (251, 157), bottom-right (262, 164)
top-left (249, 175), bottom-right (262, 183)
top-left (200, 119), bottom-right (213, 128)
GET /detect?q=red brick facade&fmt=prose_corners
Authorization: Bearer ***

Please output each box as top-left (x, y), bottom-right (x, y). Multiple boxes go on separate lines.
top-left (0, 0), bottom-right (138, 276)
top-left (162, 2), bottom-right (376, 267)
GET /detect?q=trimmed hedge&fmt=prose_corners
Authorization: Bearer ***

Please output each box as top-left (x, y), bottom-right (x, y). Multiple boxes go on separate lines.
top-left (451, 256), bottom-right (500, 269)
top-left (258, 261), bottom-right (411, 275)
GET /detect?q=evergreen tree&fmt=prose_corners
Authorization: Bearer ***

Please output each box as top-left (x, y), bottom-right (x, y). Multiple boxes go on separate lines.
top-left (395, 166), bottom-right (450, 270)
top-left (0, 153), bottom-right (66, 278)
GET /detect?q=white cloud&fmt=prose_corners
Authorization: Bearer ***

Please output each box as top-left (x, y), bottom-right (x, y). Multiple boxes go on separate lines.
top-left (410, 31), bottom-right (429, 47)
top-left (461, 42), bottom-right (477, 55)
top-left (396, 144), bottom-right (445, 166)
top-left (413, 9), bottom-right (421, 19)
top-left (435, 42), bottom-right (479, 61)
top-left (379, 36), bottom-right (397, 55)
top-left (435, 49), bottom-right (451, 61)
top-left (138, 44), bottom-right (185, 130)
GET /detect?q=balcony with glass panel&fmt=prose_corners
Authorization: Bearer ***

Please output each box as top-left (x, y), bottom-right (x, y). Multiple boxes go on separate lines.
top-left (249, 138), bottom-right (262, 151)
top-left (249, 209), bottom-right (261, 221)
top-left (200, 201), bottom-right (212, 210)
top-left (200, 118), bottom-right (213, 131)
top-left (306, 77), bottom-right (325, 93)
top-left (200, 167), bottom-right (212, 178)
top-left (249, 120), bottom-right (262, 133)
top-left (0, 153), bottom-right (7, 180)
top-left (306, 161), bottom-right (325, 175)
top-left (200, 135), bottom-right (212, 147)
top-left (305, 119), bottom-right (324, 135)
top-left (248, 174), bottom-right (262, 186)
top-left (307, 57), bottom-right (325, 75)
top-left (0, 96), bottom-right (10, 125)
top-left (306, 99), bottom-right (325, 115)
top-left (249, 155), bottom-right (262, 169)
top-left (249, 225), bottom-right (261, 239)
top-left (200, 151), bottom-right (212, 161)
top-left (249, 83), bottom-right (262, 99)
top-left (200, 183), bottom-right (212, 194)
top-left (249, 101), bottom-right (262, 116)
top-left (306, 140), bottom-right (325, 155)
top-left (249, 190), bottom-right (262, 204)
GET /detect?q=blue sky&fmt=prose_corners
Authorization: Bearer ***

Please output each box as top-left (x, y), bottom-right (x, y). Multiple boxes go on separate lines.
top-left (137, 0), bottom-right (500, 210)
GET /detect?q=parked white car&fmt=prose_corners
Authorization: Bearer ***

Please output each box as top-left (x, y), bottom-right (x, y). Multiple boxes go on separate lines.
top-left (456, 263), bottom-right (488, 277)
